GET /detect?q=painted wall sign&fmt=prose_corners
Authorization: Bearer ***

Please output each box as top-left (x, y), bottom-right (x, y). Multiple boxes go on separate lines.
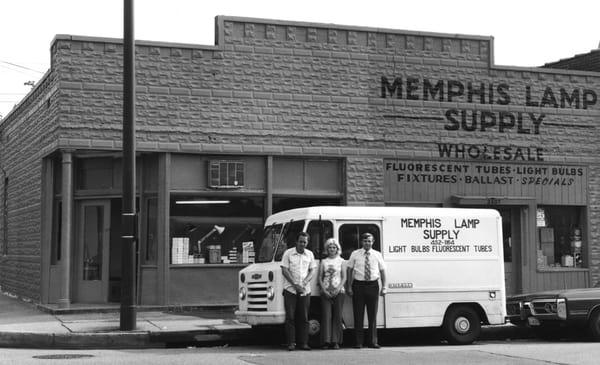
top-left (384, 159), bottom-right (588, 205)
top-left (381, 77), bottom-right (598, 114)
top-left (437, 143), bottom-right (544, 161)
top-left (380, 77), bottom-right (598, 162)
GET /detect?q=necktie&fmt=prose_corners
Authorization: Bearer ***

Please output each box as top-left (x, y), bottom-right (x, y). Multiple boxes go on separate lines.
top-left (364, 251), bottom-right (371, 281)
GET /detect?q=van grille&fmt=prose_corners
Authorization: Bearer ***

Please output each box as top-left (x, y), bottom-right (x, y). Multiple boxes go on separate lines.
top-left (247, 281), bottom-right (268, 312)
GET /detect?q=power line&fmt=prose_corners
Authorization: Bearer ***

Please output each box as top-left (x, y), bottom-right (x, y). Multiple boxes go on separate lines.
top-left (0, 60), bottom-right (44, 74)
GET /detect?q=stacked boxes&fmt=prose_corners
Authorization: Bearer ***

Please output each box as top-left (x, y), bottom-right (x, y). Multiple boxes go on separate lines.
top-left (171, 237), bottom-right (189, 264)
top-left (242, 241), bottom-right (255, 263)
top-left (228, 248), bottom-right (239, 263)
top-left (171, 237), bottom-right (204, 264)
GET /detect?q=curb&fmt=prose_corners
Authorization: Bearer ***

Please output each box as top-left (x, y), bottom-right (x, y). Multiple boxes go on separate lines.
top-left (0, 327), bottom-right (253, 349)
top-left (0, 331), bottom-right (152, 349)
top-left (36, 304), bottom-right (238, 315)
top-left (0, 324), bottom-right (531, 349)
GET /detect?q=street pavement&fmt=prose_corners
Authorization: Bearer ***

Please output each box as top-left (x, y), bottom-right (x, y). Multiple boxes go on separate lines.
top-left (0, 291), bottom-right (532, 349)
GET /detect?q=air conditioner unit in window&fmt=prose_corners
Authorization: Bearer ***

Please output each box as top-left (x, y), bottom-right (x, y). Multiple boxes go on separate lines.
top-left (208, 160), bottom-right (245, 189)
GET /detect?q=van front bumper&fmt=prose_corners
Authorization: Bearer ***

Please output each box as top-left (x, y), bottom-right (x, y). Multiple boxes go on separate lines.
top-left (235, 310), bottom-right (286, 326)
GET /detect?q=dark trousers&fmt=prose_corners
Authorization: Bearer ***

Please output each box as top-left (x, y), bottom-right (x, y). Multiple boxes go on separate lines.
top-left (283, 289), bottom-right (310, 346)
top-left (320, 293), bottom-right (345, 345)
top-left (352, 280), bottom-right (379, 346)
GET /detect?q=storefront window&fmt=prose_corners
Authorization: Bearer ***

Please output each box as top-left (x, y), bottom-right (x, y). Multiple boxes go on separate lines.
top-left (169, 196), bottom-right (263, 265)
top-left (536, 205), bottom-right (585, 269)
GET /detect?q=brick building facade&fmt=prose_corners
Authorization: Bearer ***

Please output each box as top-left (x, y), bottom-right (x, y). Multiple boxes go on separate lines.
top-left (0, 16), bottom-right (599, 307)
top-left (544, 48), bottom-right (600, 72)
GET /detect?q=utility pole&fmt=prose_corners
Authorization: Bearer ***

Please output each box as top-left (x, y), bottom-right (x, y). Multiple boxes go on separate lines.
top-left (121, 0), bottom-right (137, 331)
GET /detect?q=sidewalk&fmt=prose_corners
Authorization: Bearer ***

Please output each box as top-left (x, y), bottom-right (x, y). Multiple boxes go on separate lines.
top-left (0, 292), bottom-right (251, 349)
top-left (0, 292), bottom-right (532, 349)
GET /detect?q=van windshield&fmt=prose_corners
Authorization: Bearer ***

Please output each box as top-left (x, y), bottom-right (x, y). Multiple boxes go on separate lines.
top-left (257, 220), bottom-right (305, 262)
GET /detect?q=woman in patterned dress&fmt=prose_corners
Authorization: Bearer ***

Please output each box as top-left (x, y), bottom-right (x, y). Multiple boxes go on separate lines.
top-left (318, 238), bottom-right (346, 349)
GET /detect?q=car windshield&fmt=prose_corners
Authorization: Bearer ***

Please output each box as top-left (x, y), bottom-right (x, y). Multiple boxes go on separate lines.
top-left (257, 220), bottom-right (305, 262)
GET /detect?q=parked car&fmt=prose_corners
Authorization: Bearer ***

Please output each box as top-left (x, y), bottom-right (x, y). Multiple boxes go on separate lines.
top-left (506, 288), bottom-right (600, 340)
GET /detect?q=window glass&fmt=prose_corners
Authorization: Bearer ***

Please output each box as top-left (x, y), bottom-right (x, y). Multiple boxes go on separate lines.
top-left (307, 220), bottom-right (333, 258)
top-left (169, 196), bottom-right (263, 265)
top-left (257, 220), bottom-right (305, 262)
top-left (76, 158), bottom-right (113, 190)
top-left (82, 205), bottom-right (104, 281)
top-left (537, 205), bottom-right (585, 269)
top-left (338, 224), bottom-right (381, 260)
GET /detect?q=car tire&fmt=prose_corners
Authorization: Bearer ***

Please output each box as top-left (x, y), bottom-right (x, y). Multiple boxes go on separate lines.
top-left (588, 310), bottom-right (600, 341)
top-left (442, 305), bottom-right (481, 345)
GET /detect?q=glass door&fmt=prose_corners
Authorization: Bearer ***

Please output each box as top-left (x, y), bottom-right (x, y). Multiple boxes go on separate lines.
top-left (75, 200), bottom-right (110, 303)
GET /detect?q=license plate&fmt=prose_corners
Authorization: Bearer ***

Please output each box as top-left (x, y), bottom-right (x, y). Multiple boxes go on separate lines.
top-left (527, 317), bottom-right (540, 326)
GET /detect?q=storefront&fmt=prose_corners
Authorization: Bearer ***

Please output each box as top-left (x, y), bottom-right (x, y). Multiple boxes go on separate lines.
top-left (0, 16), bottom-right (598, 306)
top-left (385, 160), bottom-right (589, 294)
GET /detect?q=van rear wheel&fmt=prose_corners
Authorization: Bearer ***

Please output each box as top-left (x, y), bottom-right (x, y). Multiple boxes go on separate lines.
top-left (443, 305), bottom-right (481, 345)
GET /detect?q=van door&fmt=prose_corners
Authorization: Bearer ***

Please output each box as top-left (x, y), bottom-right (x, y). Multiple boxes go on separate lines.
top-left (336, 220), bottom-right (385, 329)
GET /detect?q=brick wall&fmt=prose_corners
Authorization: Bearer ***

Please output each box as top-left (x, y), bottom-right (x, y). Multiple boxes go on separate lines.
top-left (543, 49), bottom-right (600, 72)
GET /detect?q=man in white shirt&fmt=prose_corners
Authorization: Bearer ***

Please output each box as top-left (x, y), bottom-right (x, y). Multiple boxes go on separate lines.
top-left (347, 232), bottom-right (387, 349)
top-left (281, 231), bottom-right (316, 351)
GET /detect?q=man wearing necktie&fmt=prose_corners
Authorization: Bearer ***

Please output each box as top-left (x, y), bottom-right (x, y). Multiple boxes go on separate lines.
top-left (347, 232), bottom-right (387, 349)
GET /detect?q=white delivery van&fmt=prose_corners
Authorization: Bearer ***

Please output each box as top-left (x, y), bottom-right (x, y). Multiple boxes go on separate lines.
top-left (235, 206), bottom-right (506, 345)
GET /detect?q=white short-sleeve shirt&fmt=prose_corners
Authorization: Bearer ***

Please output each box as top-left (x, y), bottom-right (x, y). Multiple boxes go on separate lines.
top-left (281, 247), bottom-right (316, 294)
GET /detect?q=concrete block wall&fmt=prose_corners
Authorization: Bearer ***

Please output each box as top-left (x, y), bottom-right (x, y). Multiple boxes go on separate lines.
top-left (2, 16), bottom-right (600, 298)
top-left (50, 19), bottom-right (600, 163)
top-left (0, 71), bottom-right (60, 300)
top-left (48, 17), bottom-right (600, 286)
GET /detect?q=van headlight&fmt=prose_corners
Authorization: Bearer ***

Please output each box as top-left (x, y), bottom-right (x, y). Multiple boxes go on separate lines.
top-left (557, 298), bottom-right (567, 319)
top-left (239, 287), bottom-right (247, 301)
top-left (266, 286), bottom-right (275, 300)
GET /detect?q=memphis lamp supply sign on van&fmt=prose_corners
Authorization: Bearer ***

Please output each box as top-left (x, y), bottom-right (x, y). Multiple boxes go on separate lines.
top-left (236, 206), bottom-right (506, 345)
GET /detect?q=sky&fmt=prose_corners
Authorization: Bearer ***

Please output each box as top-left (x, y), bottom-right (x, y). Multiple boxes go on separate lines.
top-left (1, 0), bottom-right (599, 118)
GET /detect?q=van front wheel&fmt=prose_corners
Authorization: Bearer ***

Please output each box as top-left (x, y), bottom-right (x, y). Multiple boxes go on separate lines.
top-left (443, 305), bottom-right (481, 345)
